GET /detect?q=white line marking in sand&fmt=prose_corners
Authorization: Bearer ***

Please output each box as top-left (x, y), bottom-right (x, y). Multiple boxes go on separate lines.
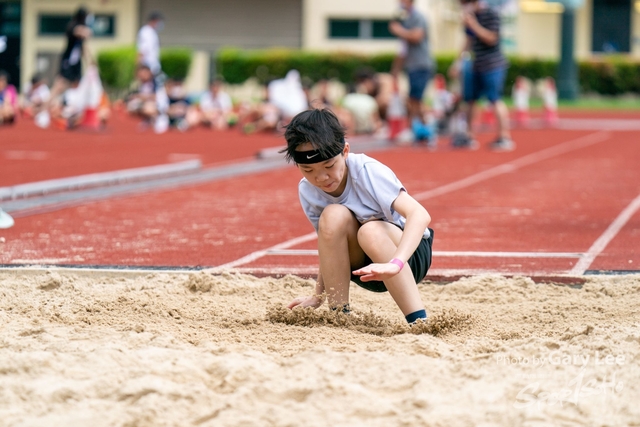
top-left (570, 192), bottom-right (640, 275)
top-left (220, 131), bottom-right (610, 270)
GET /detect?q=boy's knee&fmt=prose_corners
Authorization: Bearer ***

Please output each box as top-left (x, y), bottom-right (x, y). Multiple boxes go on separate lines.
top-left (318, 204), bottom-right (354, 238)
top-left (357, 221), bottom-right (385, 250)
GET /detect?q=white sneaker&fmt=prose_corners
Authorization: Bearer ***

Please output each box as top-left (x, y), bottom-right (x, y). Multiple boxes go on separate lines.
top-left (35, 111), bottom-right (51, 128)
top-left (154, 114), bottom-right (169, 134)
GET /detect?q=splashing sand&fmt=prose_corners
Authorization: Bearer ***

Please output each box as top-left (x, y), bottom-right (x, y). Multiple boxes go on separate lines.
top-left (0, 270), bottom-right (638, 426)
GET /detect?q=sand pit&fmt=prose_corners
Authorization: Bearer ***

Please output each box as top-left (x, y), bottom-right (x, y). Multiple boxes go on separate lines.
top-left (0, 269), bottom-right (638, 426)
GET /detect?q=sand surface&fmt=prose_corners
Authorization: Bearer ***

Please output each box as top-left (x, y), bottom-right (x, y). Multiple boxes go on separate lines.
top-left (0, 270), bottom-right (638, 427)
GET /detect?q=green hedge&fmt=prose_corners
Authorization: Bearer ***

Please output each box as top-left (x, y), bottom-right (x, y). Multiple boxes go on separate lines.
top-left (96, 46), bottom-right (137, 90)
top-left (216, 48), bottom-right (640, 96)
top-left (160, 48), bottom-right (193, 81)
top-left (97, 46), bottom-right (193, 91)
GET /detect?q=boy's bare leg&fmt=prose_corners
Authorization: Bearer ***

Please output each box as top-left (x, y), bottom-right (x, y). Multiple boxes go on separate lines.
top-left (317, 204), bottom-right (366, 308)
top-left (357, 221), bottom-right (425, 316)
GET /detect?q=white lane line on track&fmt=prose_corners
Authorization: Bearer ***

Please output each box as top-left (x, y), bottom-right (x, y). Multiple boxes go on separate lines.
top-left (264, 249), bottom-right (584, 258)
top-left (570, 192), bottom-right (640, 275)
top-left (219, 131), bottom-right (610, 270)
top-left (412, 131), bottom-right (610, 201)
top-left (206, 232), bottom-right (318, 271)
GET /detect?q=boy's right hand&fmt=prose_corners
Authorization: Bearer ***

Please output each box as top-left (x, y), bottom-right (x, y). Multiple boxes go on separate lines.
top-left (287, 295), bottom-right (323, 310)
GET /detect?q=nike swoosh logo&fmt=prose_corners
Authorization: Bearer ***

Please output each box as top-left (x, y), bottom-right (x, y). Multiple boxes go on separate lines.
top-left (307, 153), bottom-right (319, 159)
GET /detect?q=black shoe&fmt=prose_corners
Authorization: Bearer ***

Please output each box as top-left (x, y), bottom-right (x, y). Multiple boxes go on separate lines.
top-left (451, 133), bottom-right (479, 150)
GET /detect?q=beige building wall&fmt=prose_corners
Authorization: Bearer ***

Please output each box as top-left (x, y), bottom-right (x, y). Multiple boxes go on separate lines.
top-left (516, 11), bottom-right (561, 57)
top-left (303, 0), bottom-right (640, 59)
top-left (20, 0), bottom-right (138, 88)
top-left (302, 0), bottom-right (465, 54)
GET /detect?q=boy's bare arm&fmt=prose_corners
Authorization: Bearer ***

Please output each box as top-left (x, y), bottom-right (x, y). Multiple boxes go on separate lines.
top-left (391, 191), bottom-right (431, 263)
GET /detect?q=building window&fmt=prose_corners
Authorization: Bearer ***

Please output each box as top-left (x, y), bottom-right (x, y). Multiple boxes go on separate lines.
top-left (329, 19), bottom-right (360, 39)
top-left (372, 20), bottom-right (395, 39)
top-left (38, 14), bottom-right (115, 37)
top-left (328, 19), bottom-right (395, 40)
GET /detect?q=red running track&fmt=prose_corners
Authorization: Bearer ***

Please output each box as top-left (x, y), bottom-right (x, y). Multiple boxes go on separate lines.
top-left (1, 119), bottom-right (639, 278)
top-left (0, 113), bottom-right (283, 187)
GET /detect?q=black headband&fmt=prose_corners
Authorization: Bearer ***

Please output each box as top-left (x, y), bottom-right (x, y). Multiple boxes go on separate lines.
top-left (292, 139), bottom-right (345, 164)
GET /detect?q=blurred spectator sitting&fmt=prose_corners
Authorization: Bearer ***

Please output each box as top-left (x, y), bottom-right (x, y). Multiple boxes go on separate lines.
top-left (49, 80), bottom-right (84, 129)
top-left (239, 81), bottom-right (280, 134)
top-left (126, 64), bottom-right (169, 132)
top-left (165, 78), bottom-right (199, 131)
top-left (341, 85), bottom-right (382, 135)
top-left (354, 67), bottom-right (395, 120)
top-left (0, 70), bottom-right (17, 125)
top-left (199, 78), bottom-right (234, 130)
top-left (22, 74), bottom-right (50, 119)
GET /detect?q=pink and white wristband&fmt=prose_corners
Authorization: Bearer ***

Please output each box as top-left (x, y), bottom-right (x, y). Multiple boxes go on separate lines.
top-left (389, 258), bottom-right (405, 270)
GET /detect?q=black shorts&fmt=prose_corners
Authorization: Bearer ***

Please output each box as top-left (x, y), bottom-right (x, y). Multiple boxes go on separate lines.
top-left (351, 228), bottom-right (434, 293)
top-left (60, 60), bottom-right (82, 83)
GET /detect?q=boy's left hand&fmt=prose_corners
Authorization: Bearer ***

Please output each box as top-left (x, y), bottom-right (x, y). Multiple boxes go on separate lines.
top-left (352, 263), bottom-right (401, 282)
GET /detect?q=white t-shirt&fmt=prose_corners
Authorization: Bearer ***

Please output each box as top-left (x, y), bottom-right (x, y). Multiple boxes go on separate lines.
top-left (28, 84), bottom-right (50, 104)
top-left (342, 93), bottom-right (378, 133)
top-left (200, 90), bottom-right (232, 113)
top-left (298, 153), bottom-right (430, 239)
top-left (137, 25), bottom-right (161, 74)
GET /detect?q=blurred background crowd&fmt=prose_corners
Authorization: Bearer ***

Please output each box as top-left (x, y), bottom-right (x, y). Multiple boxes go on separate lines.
top-left (0, 0), bottom-right (639, 141)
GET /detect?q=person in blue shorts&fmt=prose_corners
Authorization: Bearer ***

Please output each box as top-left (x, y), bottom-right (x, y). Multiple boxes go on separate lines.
top-left (453, 0), bottom-right (514, 151)
top-left (389, 0), bottom-right (435, 144)
top-left (281, 108), bottom-right (434, 324)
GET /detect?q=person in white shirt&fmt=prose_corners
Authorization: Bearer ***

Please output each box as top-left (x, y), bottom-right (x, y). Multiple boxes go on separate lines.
top-left (137, 11), bottom-right (164, 76)
top-left (199, 78), bottom-right (234, 130)
top-left (23, 74), bottom-right (50, 118)
top-left (267, 70), bottom-right (308, 123)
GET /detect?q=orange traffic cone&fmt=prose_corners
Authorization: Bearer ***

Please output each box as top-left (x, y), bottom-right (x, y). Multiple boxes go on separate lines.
top-left (81, 107), bottom-right (101, 129)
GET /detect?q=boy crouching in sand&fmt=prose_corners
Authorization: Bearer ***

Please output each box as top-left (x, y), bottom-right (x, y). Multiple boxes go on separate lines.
top-left (282, 108), bottom-right (434, 324)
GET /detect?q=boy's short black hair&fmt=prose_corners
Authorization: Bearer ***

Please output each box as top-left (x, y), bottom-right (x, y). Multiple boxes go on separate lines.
top-left (281, 108), bottom-right (346, 163)
top-left (0, 70), bottom-right (9, 81)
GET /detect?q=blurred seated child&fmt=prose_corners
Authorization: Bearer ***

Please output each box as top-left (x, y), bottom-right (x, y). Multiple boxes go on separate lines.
top-left (199, 78), bottom-right (234, 130)
top-left (0, 70), bottom-right (18, 125)
top-left (22, 73), bottom-right (50, 119)
top-left (165, 78), bottom-right (199, 131)
top-left (341, 86), bottom-right (382, 135)
top-left (49, 80), bottom-right (84, 129)
top-left (354, 67), bottom-right (395, 120)
top-left (126, 64), bottom-right (169, 132)
top-left (238, 82), bottom-right (280, 134)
